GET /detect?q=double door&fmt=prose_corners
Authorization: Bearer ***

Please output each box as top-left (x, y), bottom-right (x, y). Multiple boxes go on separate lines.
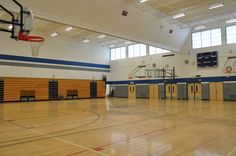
top-left (188, 83), bottom-right (201, 100)
top-left (128, 84), bottom-right (136, 99)
top-left (165, 83), bottom-right (177, 99)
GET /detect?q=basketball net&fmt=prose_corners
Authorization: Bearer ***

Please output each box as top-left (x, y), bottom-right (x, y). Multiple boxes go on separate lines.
top-left (18, 32), bottom-right (44, 57)
top-left (30, 41), bottom-right (43, 57)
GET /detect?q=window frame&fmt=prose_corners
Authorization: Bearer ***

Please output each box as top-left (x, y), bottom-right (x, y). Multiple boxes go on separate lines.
top-left (191, 27), bottom-right (222, 49)
top-left (110, 46), bottom-right (127, 61)
top-left (226, 24), bottom-right (236, 45)
top-left (128, 43), bottom-right (147, 58)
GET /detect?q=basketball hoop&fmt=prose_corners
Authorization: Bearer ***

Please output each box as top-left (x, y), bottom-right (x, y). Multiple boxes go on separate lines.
top-left (18, 31), bottom-right (44, 57)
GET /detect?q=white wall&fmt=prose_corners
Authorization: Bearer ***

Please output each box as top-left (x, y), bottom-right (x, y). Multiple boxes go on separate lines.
top-left (182, 22), bottom-right (236, 77)
top-left (108, 53), bottom-right (183, 81)
top-left (182, 40), bottom-right (236, 78)
top-left (0, 33), bottom-right (110, 79)
top-left (1, 0), bottom-right (190, 52)
top-left (108, 21), bottom-right (236, 82)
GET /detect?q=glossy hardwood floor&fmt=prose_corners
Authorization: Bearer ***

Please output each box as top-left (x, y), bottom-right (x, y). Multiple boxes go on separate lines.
top-left (0, 98), bottom-right (236, 156)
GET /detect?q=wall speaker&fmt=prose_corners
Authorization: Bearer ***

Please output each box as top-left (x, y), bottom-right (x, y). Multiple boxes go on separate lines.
top-left (122, 10), bottom-right (128, 16)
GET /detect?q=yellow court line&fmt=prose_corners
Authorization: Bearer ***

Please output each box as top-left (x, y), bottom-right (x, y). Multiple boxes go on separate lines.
top-left (226, 147), bottom-right (236, 156)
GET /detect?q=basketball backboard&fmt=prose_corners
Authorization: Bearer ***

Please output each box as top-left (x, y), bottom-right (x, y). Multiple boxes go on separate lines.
top-left (0, 0), bottom-right (35, 40)
top-left (0, 0), bottom-right (44, 57)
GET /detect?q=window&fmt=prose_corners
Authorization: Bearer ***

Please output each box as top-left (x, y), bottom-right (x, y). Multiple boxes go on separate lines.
top-left (192, 28), bottom-right (222, 49)
top-left (226, 25), bottom-right (236, 44)
top-left (192, 33), bottom-right (201, 49)
top-left (110, 47), bottom-right (126, 60)
top-left (149, 46), bottom-right (170, 55)
top-left (201, 30), bottom-right (211, 48)
top-left (128, 44), bottom-right (146, 58)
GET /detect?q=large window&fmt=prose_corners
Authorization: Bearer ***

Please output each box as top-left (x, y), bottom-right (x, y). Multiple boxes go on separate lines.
top-left (226, 25), bottom-right (236, 44)
top-left (149, 46), bottom-right (170, 55)
top-left (128, 44), bottom-right (146, 58)
top-left (192, 28), bottom-right (222, 49)
top-left (110, 47), bottom-right (126, 61)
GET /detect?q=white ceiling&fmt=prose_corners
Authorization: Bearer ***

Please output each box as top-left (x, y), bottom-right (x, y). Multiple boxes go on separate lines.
top-left (0, 10), bottom-right (134, 48)
top-left (119, 0), bottom-right (236, 28)
top-left (1, 0), bottom-right (235, 49)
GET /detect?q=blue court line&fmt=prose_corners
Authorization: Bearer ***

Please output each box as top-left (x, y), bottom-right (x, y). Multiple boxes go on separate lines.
top-left (0, 54), bottom-right (110, 69)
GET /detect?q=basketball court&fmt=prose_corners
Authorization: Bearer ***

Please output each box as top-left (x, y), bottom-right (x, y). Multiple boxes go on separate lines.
top-left (0, 0), bottom-right (236, 156)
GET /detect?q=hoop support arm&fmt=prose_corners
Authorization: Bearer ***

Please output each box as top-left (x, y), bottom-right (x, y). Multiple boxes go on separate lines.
top-left (0, 4), bottom-right (15, 37)
top-left (0, 28), bottom-right (12, 33)
top-left (0, 19), bottom-right (22, 26)
top-left (12, 0), bottom-right (24, 32)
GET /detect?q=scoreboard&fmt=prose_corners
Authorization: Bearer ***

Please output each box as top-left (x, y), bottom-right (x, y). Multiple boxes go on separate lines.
top-left (197, 51), bottom-right (218, 68)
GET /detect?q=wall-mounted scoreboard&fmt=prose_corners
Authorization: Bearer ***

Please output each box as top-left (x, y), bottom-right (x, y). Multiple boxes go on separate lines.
top-left (197, 51), bottom-right (218, 68)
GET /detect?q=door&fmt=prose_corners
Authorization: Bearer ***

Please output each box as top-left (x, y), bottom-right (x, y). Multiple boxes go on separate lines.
top-left (149, 84), bottom-right (158, 99)
top-left (150, 84), bottom-right (154, 99)
top-left (165, 84), bottom-right (172, 99)
top-left (128, 84), bottom-right (136, 99)
top-left (194, 83), bottom-right (202, 99)
top-left (90, 82), bottom-right (97, 98)
top-left (172, 84), bottom-right (177, 98)
top-left (0, 80), bottom-right (3, 103)
top-left (210, 82), bottom-right (223, 101)
top-left (188, 83), bottom-right (201, 100)
top-left (188, 83), bottom-right (195, 99)
top-left (216, 82), bottom-right (223, 101)
top-left (48, 80), bottom-right (58, 100)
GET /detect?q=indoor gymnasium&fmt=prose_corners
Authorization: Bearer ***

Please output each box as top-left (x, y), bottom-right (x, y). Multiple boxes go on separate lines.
top-left (1, 0), bottom-right (236, 155)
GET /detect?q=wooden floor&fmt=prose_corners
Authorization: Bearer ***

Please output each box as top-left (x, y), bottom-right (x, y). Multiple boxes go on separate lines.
top-left (0, 98), bottom-right (236, 156)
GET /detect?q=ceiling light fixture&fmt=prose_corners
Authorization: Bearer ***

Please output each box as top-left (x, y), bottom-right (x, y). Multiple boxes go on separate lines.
top-left (140, 0), bottom-right (148, 3)
top-left (65, 26), bottom-right (73, 31)
top-left (98, 34), bottom-right (106, 39)
top-left (8, 24), bottom-right (13, 30)
top-left (226, 18), bottom-right (236, 24)
top-left (194, 25), bottom-right (206, 30)
top-left (208, 2), bottom-right (224, 10)
top-left (51, 32), bottom-right (58, 37)
top-left (109, 45), bottom-right (115, 48)
top-left (172, 13), bottom-right (185, 19)
top-left (83, 39), bottom-right (90, 43)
